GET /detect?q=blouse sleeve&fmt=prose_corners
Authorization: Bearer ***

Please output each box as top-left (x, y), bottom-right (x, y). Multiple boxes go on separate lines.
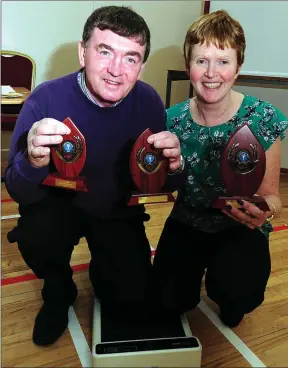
top-left (254, 104), bottom-right (288, 151)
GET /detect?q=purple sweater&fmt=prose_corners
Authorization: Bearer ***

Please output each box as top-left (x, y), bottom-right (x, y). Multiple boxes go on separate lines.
top-left (5, 71), bottom-right (169, 218)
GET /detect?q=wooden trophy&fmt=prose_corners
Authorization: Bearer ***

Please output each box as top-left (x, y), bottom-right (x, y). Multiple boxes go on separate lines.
top-left (128, 128), bottom-right (175, 205)
top-left (42, 117), bottom-right (87, 192)
top-left (213, 123), bottom-right (269, 211)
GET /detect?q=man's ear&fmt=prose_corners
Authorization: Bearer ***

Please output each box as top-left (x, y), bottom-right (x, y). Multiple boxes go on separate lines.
top-left (137, 62), bottom-right (146, 80)
top-left (78, 41), bottom-right (86, 68)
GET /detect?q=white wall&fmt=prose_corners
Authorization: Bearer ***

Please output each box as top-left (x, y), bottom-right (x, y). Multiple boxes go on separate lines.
top-left (210, 1), bottom-right (288, 77)
top-left (233, 85), bottom-right (288, 168)
top-left (2, 1), bottom-right (95, 86)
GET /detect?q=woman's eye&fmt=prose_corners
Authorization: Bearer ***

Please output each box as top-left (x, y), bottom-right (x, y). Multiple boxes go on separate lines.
top-left (197, 59), bottom-right (207, 65)
top-left (220, 60), bottom-right (229, 65)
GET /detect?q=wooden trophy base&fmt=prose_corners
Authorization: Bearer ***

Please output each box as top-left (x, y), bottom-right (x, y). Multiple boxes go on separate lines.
top-left (42, 173), bottom-right (87, 192)
top-left (128, 192), bottom-right (175, 206)
top-left (213, 195), bottom-right (270, 212)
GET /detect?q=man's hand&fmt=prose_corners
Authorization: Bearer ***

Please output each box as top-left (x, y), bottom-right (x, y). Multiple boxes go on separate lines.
top-left (27, 118), bottom-right (71, 168)
top-left (147, 131), bottom-right (181, 172)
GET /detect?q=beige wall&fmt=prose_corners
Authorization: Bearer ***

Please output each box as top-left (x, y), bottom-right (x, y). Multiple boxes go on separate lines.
top-left (2, 1), bottom-right (287, 167)
top-left (2, 0), bottom-right (202, 104)
top-left (2, 0), bottom-right (202, 155)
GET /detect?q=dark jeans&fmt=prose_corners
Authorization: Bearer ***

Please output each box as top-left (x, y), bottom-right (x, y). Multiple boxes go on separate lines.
top-left (11, 192), bottom-right (152, 311)
top-left (153, 217), bottom-right (271, 315)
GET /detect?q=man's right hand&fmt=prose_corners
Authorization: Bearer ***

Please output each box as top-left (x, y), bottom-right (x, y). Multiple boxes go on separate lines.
top-left (27, 118), bottom-right (71, 168)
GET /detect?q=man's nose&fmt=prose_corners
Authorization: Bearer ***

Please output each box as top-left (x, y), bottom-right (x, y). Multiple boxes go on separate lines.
top-left (107, 56), bottom-right (123, 77)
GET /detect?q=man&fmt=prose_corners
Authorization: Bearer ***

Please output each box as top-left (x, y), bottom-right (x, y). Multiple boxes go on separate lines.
top-left (5, 6), bottom-right (183, 346)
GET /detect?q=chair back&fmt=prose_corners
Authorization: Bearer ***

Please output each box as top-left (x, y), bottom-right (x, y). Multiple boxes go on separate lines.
top-left (1, 50), bottom-right (36, 91)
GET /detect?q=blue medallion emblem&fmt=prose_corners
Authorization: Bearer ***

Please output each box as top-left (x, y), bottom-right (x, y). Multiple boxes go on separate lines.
top-left (63, 141), bottom-right (74, 153)
top-left (136, 149), bottom-right (162, 173)
top-left (228, 144), bottom-right (259, 174)
top-left (145, 153), bottom-right (156, 165)
top-left (56, 137), bottom-right (82, 163)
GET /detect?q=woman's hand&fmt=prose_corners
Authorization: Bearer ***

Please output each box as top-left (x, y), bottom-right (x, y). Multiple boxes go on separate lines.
top-left (222, 200), bottom-right (272, 229)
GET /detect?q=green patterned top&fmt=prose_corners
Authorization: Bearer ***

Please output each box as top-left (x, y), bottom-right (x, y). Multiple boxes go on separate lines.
top-left (167, 94), bottom-right (288, 238)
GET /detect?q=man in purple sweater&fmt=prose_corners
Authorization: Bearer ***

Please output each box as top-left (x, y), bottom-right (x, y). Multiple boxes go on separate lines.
top-left (5, 6), bottom-right (183, 345)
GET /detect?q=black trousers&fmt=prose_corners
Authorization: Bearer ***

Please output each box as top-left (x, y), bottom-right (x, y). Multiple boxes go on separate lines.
top-left (152, 217), bottom-right (271, 315)
top-left (11, 192), bottom-right (152, 310)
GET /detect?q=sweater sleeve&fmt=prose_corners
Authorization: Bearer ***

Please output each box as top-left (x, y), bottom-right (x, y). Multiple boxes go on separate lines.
top-left (5, 97), bottom-right (50, 204)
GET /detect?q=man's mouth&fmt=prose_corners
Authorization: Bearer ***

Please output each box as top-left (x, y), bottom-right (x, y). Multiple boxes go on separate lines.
top-left (104, 79), bottom-right (121, 85)
top-left (203, 82), bottom-right (221, 89)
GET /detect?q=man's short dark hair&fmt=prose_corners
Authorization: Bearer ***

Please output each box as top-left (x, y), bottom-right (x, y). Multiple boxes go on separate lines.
top-left (82, 6), bottom-right (151, 63)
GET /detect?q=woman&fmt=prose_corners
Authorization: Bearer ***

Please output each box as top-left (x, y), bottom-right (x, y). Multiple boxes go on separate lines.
top-left (153, 10), bottom-right (288, 327)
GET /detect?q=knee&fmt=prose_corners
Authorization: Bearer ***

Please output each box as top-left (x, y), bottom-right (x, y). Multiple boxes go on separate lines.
top-left (208, 288), bottom-right (265, 315)
top-left (154, 283), bottom-right (200, 313)
top-left (90, 272), bottom-right (152, 306)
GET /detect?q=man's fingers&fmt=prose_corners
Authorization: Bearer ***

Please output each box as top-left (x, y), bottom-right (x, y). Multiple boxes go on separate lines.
top-left (147, 131), bottom-right (171, 143)
top-left (35, 120), bottom-right (71, 135)
top-left (148, 132), bottom-right (178, 148)
top-left (169, 160), bottom-right (180, 171)
top-left (32, 134), bottom-right (64, 147)
top-left (30, 146), bottom-right (50, 159)
top-left (152, 138), bottom-right (178, 150)
top-left (162, 147), bottom-right (181, 158)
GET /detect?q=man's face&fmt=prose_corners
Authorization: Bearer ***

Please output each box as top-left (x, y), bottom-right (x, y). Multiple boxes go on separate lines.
top-left (78, 28), bottom-right (146, 107)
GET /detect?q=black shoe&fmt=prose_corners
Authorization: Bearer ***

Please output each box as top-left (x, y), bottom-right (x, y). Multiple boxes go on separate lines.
top-left (219, 307), bottom-right (244, 328)
top-left (32, 305), bottom-right (70, 346)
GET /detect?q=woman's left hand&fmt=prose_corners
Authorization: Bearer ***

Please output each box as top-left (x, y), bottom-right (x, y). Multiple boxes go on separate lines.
top-left (222, 200), bottom-right (271, 229)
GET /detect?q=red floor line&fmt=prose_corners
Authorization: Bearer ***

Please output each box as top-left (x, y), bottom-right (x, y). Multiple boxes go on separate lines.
top-left (273, 225), bottom-right (288, 231)
top-left (1, 198), bottom-right (13, 203)
top-left (1, 273), bottom-right (38, 286)
top-left (1, 227), bottom-right (286, 287)
top-left (1, 263), bottom-right (90, 286)
top-left (1, 252), bottom-right (156, 287)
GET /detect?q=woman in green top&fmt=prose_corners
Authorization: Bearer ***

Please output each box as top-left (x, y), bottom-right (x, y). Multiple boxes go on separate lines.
top-left (153, 10), bottom-right (288, 327)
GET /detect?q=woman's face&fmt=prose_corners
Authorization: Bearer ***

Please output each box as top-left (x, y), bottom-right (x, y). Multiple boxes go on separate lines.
top-left (188, 42), bottom-right (240, 104)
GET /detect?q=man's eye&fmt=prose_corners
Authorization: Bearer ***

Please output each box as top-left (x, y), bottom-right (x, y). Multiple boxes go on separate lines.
top-left (100, 50), bottom-right (110, 56)
top-left (127, 58), bottom-right (136, 64)
top-left (220, 60), bottom-right (229, 65)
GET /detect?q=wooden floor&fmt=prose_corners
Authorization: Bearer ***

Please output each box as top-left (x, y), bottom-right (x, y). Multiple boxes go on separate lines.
top-left (1, 175), bottom-right (288, 367)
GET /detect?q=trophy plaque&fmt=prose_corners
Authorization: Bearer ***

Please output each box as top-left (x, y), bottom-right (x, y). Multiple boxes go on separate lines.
top-left (128, 128), bottom-right (175, 205)
top-left (42, 117), bottom-right (87, 192)
top-left (213, 123), bottom-right (270, 212)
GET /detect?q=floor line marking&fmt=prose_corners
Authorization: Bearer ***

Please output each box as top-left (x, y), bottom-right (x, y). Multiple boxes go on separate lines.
top-left (198, 299), bottom-right (266, 367)
top-left (68, 306), bottom-right (92, 368)
top-left (1, 198), bottom-right (13, 203)
top-left (1, 214), bottom-right (20, 220)
top-left (1, 213), bottom-right (287, 231)
top-left (1, 263), bottom-right (89, 286)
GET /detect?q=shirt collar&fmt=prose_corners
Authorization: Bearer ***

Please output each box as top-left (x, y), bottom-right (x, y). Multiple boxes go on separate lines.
top-left (77, 69), bottom-right (122, 107)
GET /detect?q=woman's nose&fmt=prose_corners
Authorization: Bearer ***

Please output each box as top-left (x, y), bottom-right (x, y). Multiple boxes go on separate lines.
top-left (205, 62), bottom-right (217, 79)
